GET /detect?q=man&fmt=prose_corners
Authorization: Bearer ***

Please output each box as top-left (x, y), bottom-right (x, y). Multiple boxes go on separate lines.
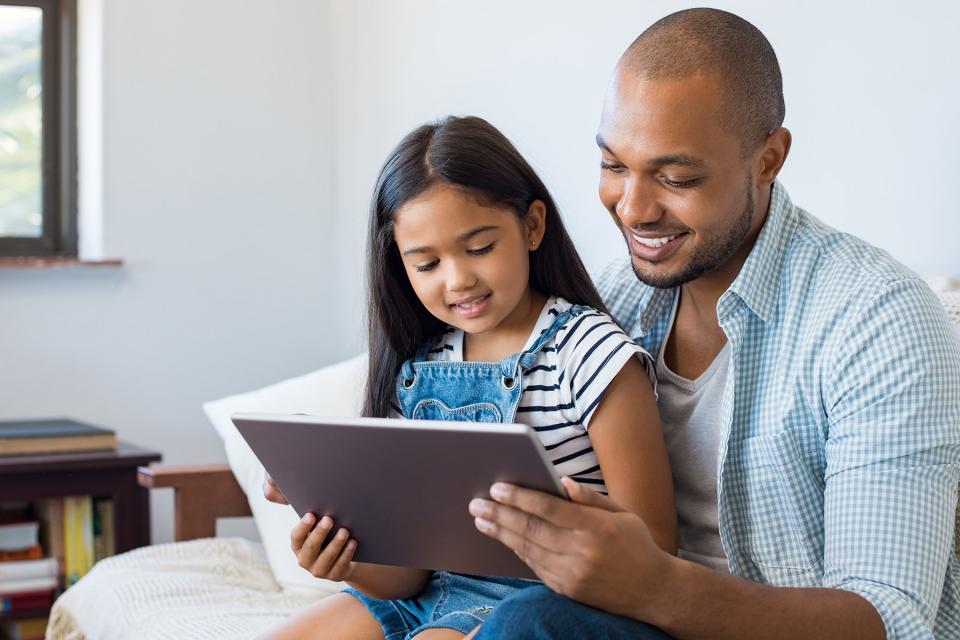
top-left (469, 8), bottom-right (960, 639)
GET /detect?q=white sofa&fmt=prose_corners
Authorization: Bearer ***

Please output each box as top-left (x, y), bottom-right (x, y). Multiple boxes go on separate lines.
top-left (47, 282), bottom-right (960, 640)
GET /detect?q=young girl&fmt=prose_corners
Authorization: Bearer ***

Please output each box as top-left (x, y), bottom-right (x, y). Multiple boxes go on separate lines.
top-left (263, 116), bottom-right (675, 640)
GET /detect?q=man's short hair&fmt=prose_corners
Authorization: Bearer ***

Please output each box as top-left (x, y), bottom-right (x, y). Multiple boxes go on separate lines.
top-left (623, 8), bottom-right (785, 154)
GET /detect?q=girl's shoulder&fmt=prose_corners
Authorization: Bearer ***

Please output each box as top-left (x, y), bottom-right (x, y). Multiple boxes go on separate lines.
top-left (549, 299), bottom-right (643, 366)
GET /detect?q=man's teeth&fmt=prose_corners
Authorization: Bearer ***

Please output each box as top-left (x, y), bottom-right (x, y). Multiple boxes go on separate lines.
top-left (633, 234), bottom-right (677, 248)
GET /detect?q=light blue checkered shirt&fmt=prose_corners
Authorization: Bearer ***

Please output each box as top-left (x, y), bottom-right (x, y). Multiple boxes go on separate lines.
top-left (596, 182), bottom-right (960, 638)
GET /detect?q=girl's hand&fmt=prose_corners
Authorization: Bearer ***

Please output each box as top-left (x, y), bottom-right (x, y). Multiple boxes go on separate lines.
top-left (262, 473), bottom-right (289, 505)
top-left (290, 513), bottom-right (358, 581)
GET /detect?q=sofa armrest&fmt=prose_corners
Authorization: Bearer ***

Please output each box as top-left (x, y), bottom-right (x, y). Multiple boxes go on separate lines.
top-left (137, 464), bottom-right (252, 542)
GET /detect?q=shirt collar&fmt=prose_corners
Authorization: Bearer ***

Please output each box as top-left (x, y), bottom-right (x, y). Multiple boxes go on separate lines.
top-left (724, 180), bottom-right (796, 325)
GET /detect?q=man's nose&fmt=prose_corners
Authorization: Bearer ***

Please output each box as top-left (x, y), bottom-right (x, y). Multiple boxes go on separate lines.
top-left (616, 177), bottom-right (664, 227)
top-left (445, 259), bottom-right (477, 291)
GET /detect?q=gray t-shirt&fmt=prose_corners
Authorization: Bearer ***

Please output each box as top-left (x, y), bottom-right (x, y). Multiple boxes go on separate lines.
top-left (656, 297), bottom-right (730, 574)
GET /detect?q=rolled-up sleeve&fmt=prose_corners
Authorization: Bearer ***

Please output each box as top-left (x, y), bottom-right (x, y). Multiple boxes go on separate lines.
top-left (824, 279), bottom-right (960, 638)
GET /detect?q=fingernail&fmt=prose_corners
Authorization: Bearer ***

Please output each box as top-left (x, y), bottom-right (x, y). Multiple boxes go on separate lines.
top-left (337, 528), bottom-right (349, 540)
top-left (475, 517), bottom-right (494, 533)
top-left (301, 513), bottom-right (315, 525)
top-left (490, 483), bottom-right (509, 500)
top-left (319, 516), bottom-right (332, 529)
top-left (469, 499), bottom-right (489, 518)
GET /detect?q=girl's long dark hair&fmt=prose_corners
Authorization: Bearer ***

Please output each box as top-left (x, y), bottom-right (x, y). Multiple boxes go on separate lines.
top-left (363, 115), bottom-right (608, 418)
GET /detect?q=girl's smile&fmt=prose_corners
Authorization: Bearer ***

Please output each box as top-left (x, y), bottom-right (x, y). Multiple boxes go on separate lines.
top-left (449, 293), bottom-right (492, 319)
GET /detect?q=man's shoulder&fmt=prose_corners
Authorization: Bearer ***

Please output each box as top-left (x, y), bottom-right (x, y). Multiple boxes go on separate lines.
top-left (788, 207), bottom-right (920, 296)
top-left (774, 207), bottom-right (950, 341)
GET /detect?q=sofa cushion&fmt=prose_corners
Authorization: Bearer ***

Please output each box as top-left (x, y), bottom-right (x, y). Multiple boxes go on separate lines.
top-left (202, 353), bottom-right (367, 592)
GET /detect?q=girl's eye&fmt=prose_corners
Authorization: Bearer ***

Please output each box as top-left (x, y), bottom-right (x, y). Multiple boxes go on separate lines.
top-left (662, 176), bottom-right (701, 189)
top-left (600, 160), bottom-right (624, 173)
top-left (415, 260), bottom-right (438, 273)
top-left (467, 242), bottom-right (495, 256)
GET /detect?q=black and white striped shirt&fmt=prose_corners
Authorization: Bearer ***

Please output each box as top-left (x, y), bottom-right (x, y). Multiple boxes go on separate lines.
top-left (424, 296), bottom-right (654, 493)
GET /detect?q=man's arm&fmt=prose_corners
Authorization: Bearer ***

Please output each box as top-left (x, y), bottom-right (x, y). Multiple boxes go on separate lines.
top-left (471, 278), bottom-right (960, 640)
top-left (470, 479), bottom-right (885, 640)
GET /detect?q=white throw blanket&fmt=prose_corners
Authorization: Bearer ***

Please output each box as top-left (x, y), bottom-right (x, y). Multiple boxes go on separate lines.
top-left (47, 538), bottom-right (335, 640)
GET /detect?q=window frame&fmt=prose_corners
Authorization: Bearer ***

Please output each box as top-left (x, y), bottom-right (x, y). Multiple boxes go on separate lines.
top-left (0, 0), bottom-right (78, 258)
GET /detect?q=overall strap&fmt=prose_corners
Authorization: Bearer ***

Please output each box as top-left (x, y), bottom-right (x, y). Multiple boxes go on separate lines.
top-left (515, 304), bottom-right (590, 373)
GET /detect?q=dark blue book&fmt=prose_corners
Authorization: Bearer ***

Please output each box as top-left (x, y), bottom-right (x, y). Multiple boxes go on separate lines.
top-left (0, 419), bottom-right (117, 456)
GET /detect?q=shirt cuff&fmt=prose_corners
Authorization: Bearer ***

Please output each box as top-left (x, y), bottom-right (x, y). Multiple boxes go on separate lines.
top-left (838, 579), bottom-right (936, 640)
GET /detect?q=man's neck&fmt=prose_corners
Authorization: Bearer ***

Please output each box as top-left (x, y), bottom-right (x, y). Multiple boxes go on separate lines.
top-left (679, 185), bottom-right (772, 323)
top-left (664, 185), bottom-right (773, 378)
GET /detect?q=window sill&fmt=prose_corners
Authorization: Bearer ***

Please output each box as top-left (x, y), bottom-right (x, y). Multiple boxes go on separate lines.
top-left (0, 257), bottom-right (123, 269)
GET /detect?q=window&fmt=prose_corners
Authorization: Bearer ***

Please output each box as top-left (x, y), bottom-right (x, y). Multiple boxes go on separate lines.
top-left (0, 0), bottom-right (77, 257)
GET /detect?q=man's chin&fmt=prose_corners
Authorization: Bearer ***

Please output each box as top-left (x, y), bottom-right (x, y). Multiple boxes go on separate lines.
top-left (630, 258), bottom-right (696, 289)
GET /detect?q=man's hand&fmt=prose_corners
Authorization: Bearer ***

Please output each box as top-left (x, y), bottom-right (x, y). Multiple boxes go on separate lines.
top-left (262, 472), bottom-right (289, 505)
top-left (469, 476), bottom-right (672, 620)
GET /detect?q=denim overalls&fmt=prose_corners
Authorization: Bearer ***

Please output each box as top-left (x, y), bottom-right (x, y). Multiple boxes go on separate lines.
top-left (344, 303), bottom-right (588, 640)
top-left (395, 304), bottom-right (585, 424)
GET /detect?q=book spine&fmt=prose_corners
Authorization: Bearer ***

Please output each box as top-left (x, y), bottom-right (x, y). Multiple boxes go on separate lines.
top-left (63, 497), bottom-right (79, 587)
top-left (100, 499), bottom-right (115, 557)
top-left (0, 590), bottom-right (53, 614)
top-left (0, 575), bottom-right (57, 595)
top-left (92, 498), bottom-right (115, 562)
top-left (78, 497), bottom-right (94, 579)
top-left (0, 558), bottom-right (57, 581)
top-left (37, 497), bottom-right (65, 589)
top-left (0, 545), bottom-right (42, 563)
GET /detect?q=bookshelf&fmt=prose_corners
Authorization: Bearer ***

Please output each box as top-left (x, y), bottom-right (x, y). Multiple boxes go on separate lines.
top-left (0, 441), bottom-right (162, 626)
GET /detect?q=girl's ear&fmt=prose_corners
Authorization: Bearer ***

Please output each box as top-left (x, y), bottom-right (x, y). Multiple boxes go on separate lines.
top-left (525, 200), bottom-right (547, 251)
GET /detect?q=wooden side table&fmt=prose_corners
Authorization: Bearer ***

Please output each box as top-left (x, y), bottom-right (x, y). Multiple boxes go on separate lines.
top-left (0, 442), bottom-right (162, 622)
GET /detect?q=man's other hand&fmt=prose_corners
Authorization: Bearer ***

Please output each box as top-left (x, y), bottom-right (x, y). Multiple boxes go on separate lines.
top-left (469, 476), bottom-right (672, 620)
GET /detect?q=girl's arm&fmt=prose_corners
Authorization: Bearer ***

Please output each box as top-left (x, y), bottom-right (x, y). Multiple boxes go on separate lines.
top-left (586, 356), bottom-right (677, 554)
top-left (346, 563), bottom-right (431, 600)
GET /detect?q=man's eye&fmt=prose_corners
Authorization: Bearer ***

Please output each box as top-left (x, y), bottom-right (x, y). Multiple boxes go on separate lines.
top-left (467, 242), bottom-right (495, 256)
top-left (662, 177), bottom-right (701, 189)
top-left (600, 160), bottom-right (624, 173)
top-left (415, 260), bottom-right (438, 273)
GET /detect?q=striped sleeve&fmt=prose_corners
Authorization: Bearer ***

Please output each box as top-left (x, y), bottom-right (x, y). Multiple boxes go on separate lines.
top-left (556, 309), bottom-right (655, 429)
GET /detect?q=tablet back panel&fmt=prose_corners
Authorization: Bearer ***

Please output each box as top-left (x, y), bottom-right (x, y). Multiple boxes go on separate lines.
top-left (232, 414), bottom-right (566, 579)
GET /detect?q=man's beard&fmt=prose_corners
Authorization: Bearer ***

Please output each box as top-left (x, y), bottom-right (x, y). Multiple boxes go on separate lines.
top-left (629, 176), bottom-right (754, 290)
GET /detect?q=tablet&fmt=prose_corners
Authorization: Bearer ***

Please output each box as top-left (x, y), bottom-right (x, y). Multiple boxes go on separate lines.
top-left (231, 413), bottom-right (566, 579)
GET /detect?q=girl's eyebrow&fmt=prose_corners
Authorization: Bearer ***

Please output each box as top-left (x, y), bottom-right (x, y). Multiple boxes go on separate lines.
top-left (401, 225), bottom-right (499, 256)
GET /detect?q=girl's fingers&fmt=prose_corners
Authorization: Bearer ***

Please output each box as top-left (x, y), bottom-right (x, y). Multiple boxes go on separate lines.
top-left (310, 527), bottom-right (351, 577)
top-left (327, 539), bottom-right (358, 581)
top-left (297, 515), bottom-right (333, 561)
top-left (290, 512), bottom-right (318, 552)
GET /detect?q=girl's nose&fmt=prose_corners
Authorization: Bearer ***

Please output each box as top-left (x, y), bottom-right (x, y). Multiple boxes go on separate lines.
top-left (445, 260), bottom-right (477, 291)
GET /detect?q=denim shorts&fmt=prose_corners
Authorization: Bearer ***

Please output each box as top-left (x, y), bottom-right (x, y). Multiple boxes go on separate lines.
top-left (343, 571), bottom-right (538, 639)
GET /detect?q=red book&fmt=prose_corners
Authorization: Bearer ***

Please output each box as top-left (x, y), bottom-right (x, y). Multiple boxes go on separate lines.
top-left (0, 544), bottom-right (42, 562)
top-left (0, 588), bottom-right (53, 614)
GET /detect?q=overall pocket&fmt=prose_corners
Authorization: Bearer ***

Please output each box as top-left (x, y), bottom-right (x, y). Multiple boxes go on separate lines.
top-left (411, 398), bottom-right (502, 423)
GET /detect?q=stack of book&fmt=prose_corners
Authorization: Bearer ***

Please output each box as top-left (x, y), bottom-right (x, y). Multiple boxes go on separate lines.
top-left (0, 419), bottom-right (117, 457)
top-left (0, 515), bottom-right (56, 639)
top-left (0, 497), bottom-right (116, 638)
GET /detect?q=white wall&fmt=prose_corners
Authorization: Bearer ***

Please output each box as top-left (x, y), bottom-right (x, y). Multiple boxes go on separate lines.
top-left (0, 0), bottom-right (341, 543)
top-left (328, 0), bottom-right (960, 355)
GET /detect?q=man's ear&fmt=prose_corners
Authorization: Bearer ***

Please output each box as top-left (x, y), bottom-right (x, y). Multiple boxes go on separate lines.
top-left (525, 200), bottom-right (548, 251)
top-left (755, 127), bottom-right (792, 187)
